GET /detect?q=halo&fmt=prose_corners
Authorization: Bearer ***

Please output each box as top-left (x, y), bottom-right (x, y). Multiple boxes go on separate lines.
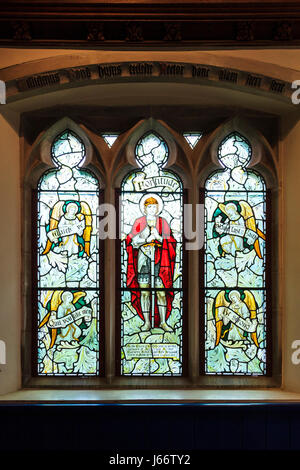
top-left (219, 201), bottom-right (238, 217)
top-left (63, 201), bottom-right (80, 213)
top-left (139, 193), bottom-right (163, 215)
top-left (228, 290), bottom-right (241, 301)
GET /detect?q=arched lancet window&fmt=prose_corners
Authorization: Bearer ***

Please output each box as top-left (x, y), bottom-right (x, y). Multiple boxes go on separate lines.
top-left (119, 132), bottom-right (184, 376)
top-left (36, 129), bottom-right (101, 376)
top-left (204, 132), bottom-right (268, 376)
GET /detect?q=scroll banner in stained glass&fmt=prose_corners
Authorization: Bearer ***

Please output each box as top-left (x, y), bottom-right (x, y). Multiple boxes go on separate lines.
top-left (37, 130), bottom-right (100, 376)
top-left (120, 132), bottom-right (184, 376)
top-left (204, 133), bottom-right (267, 375)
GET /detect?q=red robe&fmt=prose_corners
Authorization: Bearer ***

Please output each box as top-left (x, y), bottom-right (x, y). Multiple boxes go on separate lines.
top-left (126, 215), bottom-right (177, 327)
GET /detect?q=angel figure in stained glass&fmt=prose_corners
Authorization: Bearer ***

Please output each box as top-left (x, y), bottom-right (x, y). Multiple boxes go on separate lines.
top-left (212, 289), bottom-right (260, 373)
top-left (212, 200), bottom-right (265, 266)
top-left (126, 194), bottom-right (176, 332)
top-left (39, 290), bottom-right (96, 373)
top-left (42, 200), bottom-right (92, 275)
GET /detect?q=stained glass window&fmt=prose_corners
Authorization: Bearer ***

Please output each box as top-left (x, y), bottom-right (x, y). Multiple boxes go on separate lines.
top-left (204, 132), bottom-right (267, 375)
top-left (120, 132), bottom-right (184, 376)
top-left (102, 134), bottom-right (119, 148)
top-left (37, 130), bottom-right (101, 375)
top-left (183, 133), bottom-right (202, 149)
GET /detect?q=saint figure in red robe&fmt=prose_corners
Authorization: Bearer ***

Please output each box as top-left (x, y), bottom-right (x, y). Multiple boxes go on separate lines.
top-left (125, 196), bottom-right (176, 331)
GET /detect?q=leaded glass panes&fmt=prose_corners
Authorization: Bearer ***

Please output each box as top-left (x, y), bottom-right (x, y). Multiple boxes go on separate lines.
top-left (183, 133), bottom-right (202, 149)
top-left (102, 134), bottom-right (119, 148)
top-left (120, 132), bottom-right (184, 376)
top-left (204, 132), bottom-right (267, 375)
top-left (37, 130), bottom-right (101, 376)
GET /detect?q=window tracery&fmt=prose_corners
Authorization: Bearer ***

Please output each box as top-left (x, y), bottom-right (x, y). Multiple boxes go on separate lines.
top-left (119, 132), bottom-right (184, 376)
top-left (204, 132), bottom-right (267, 375)
top-left (36, 130), bottom-right (101, 376)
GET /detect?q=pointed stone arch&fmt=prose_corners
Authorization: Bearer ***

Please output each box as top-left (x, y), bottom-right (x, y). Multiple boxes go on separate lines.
top-left (25, 117), bottom-right (105, 188)
top-left (112, 118), bottom-right (191, 189)
top-left (196, 116), bottom-right (278, 189)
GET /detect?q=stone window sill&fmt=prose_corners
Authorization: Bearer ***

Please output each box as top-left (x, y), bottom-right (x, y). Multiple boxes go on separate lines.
top-left (0, 388), bottom-right (300, 403)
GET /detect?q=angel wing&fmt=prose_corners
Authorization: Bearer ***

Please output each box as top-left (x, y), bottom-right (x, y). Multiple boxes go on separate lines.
top-left (80, 201), bottom-right (92, 257)
top-left (214, 290), bottom-right (229, 346)
top-left (38, 290), bottom-right (86, 349)
top-left (39, 290), bottom-right (63, 349)
top-left (243, 290), bottom-right (259, 347)
top-left (239, 200), bottom-right (266, 259)
top-left (42, 201), bottom-right (65, 255)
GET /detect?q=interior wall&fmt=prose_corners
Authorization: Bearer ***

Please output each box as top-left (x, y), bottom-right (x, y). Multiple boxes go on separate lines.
top-left (0, 48), bottom-right (300, 72)
top-left (0, 49), bottom-right (300, 85)
top-left (0, 113), bottom-right (20, 395)
top-left (282, 114), bottom-right (300, 392)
